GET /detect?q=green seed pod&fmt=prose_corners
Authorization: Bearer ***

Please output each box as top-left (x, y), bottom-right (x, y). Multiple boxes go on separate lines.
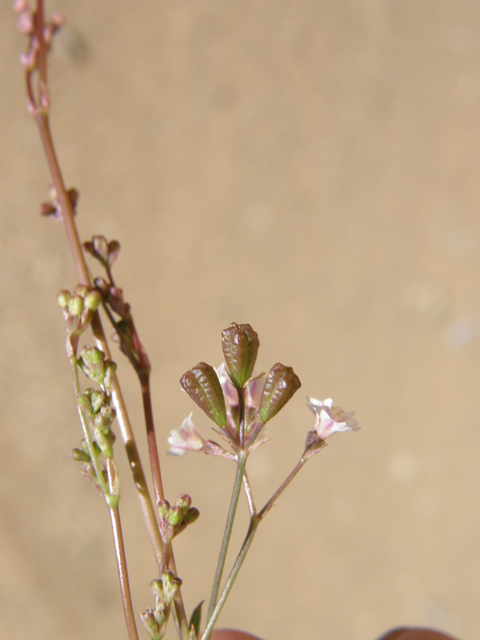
top-left (259, 362), bottom-right (301, 423)
top-left (221, 323), bottom-right (259, 388)
top-left (180, 363), bottom-right (227, 427)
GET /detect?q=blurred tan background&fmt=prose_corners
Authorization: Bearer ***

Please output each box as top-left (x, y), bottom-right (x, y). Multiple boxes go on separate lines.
top-left (3, 1), bottom-right (480, 639)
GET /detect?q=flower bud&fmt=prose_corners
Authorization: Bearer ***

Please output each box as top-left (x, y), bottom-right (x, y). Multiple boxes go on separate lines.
top-left (68, 294), bottom-right (84, 317)
top-left (167, 506), bottom-right (184, 527)
top-left (57, 290), bottom-right (71, 310)
top-left (259, 363), bottom-right (301, 423)
top-left (90, 390), bottom-right (106, 414)
top-left (180, 363), bottom-right (227, 427)
top-left (157, 500), bottom-right (170, 521)
top-left (161, 571), bottom-right (182, 604)
top-left (84, 290), bottom-right (102, 312)
top-left (221, 323), bottom-right (259, 388)
top-left (103, 361), bottom-right (117, 394)
top-left (74, 284), bottom-right (89, 298)
top-left (70, 447), bottom-right (90, 462)
top-left (140, 608), bottom-right (164, 640)
top-left (182, 507), bottom-right (200, 526)
top-left (79, 346), bottom-right (105, 385)
top-left (175, 494), bottom-right (192, 512)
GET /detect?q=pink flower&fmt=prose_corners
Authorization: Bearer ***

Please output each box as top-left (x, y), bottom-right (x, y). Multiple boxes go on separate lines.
top-left (307, 397), bottom-right (359, 440)
top-left (168, 413), bottom-right (205, 455)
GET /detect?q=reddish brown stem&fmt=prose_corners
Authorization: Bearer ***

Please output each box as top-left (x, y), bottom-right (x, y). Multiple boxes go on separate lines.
top-left (141, 375), bottom-right (165, 504)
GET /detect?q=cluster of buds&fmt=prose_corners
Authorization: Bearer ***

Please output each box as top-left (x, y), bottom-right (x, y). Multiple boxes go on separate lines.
top-left (156, 494), bottom-right (199, 544)
top-left (73, 389), bottom-right (116, 459)
top-left (83, 235), bottom-right (120, 270)
top-left (82, 235), bottom-right (151, 381)
top-left (14, 0), bottom-right (64, 114)
top-left (140, 571), bottom-right (182, 640)
top-left (77, 346), bottom-right (117, 394)
top-left (57, 285), bottom-right (102, 357)
top-left (40, 185), bottom-right (78, 221)
top-left (170, 323), bottom-right (359, 459)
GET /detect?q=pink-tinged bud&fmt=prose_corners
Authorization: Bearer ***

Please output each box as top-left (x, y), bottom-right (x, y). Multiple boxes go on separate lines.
top-left (13, 0), bottom-right (29, 14)
top-left (140, 609), bottom-right (164, 640)
top-left (157, 500), bottom-right (170, 521)
top-left (221, 323), bottom-right (260, 388)
top-left (161, 571), bottom-right (182, 604)
top-left (180, 363), bottom-right (227, 427)
top-left (259, 363), bottom-right (301, 423)
top-left (16, 12), bottom-right (33, 34)
top-left (175, 494), bottom-right (192, 512)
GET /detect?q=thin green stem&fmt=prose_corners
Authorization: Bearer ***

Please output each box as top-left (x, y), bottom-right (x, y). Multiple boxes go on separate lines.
top-left (206, 453), bottom-right (248, 626)
top-left (203, 453), bottom-right (311, 640)
top-left (258, 456), bottom-right (307, 520)
top-left (109, 505), bottom-right (140, 640)
top-left (202, 515), bottom-right (260, 640)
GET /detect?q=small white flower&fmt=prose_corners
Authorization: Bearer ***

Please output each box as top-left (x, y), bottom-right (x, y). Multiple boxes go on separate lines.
top-left (168, 413), bottom-right (205, 455)
top-left (307, 397), bottom-right (359, 440)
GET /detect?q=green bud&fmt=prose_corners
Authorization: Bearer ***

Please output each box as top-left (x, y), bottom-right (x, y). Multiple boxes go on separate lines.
top-left (103, 361), bottom-right (117, 393)
top-left (93, 405), bottom-right (116, 436)
top-left (90, 390), bottom-right (106, 414)
top-left (94, 429), bottom-right (114, 459)
top-left (182, 507), bottom-right (200, 526)
top-left (80, 438), bottom-right (102, 458)
top-left (79, 347), bottom-right (106, 385)
top-left (175, 494), bottom-right (192, 512)
top-left (74, 284), bottom-right (89, 298)
top-left (157, 500), bottom-right (170, 521)
top-left (167, 505), bottom-right (184, 527)
top-left (77, 392), bottom-right (93, 416)
top-left (140, 609), bottom-right (165, 640)
top-left (180, 363), bottom-right (226, 427)
top-left (57, 290), bottom-right (71, 310)
top-left (70, 447), bottom-right (91, 462)
top-left (161, 571), bottom-right (182, 605)
top-left (68, 294), bottom-right (84, 317)
top-left (259, 362), bottom-right (301, 423)
top-left (222, 323), bottom-right (259, 388)
top-left (84, 290), bottom-right (102, 312)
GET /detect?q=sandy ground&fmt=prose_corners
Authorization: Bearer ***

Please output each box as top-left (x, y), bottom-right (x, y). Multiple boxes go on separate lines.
top-left (2, 1), bottom-right (480, 639)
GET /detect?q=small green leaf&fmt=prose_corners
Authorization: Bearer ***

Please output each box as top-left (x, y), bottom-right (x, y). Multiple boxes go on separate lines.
top-left (189, 601), bottom-right (204, 639)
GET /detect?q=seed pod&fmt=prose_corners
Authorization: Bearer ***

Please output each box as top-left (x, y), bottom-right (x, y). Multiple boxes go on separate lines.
top-left (180, 363), bottom-right (227, 427)
top-left (221, 323), bottom-right (260, 388)
top-left (259, 363), bottom-right (301, 423)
